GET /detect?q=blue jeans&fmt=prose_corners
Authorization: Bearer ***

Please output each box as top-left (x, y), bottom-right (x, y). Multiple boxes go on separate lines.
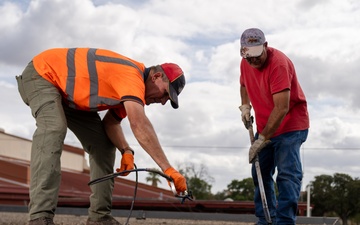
top-left (252, 129), bottom-right (308, 225)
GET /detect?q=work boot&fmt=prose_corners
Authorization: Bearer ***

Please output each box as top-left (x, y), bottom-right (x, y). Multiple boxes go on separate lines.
top-left (28, 217), bottom-right (55, 225)
top-left (86, 216), bottom-right (121, 225)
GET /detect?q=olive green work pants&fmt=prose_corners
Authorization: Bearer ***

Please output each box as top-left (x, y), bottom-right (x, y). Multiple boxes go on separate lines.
top-left (16, 62), bottom-right (116, 221)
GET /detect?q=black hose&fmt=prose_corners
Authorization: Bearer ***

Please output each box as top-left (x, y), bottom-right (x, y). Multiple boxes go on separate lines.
top-left (88, 168), bottom-right (172, 186)
top-left (124, 164), bottom-right (138, 225)
top-left (88, 167), bottom-right (193, 224)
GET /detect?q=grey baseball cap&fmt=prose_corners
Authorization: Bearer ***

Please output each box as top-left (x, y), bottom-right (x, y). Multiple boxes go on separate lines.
top-left (240, 28), bottom-right (266, 58)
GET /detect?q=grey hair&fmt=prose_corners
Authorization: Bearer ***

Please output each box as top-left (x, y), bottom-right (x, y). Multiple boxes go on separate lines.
top-left (152, 65), bottom-right (169, 82)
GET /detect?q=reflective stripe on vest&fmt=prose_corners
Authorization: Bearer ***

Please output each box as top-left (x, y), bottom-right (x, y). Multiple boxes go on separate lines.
top-left (65, 48), bottom-right (144, 110)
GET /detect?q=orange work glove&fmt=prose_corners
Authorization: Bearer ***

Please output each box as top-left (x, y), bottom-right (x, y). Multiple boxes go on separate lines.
top-left (164, 167), bottom-right (187, 193)
top-left (116, 153), bottom-right (134, 176)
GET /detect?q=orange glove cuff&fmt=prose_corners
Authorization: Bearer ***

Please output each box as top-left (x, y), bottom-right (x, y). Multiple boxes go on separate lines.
top-left (164, 167), bottom-right (176, 177)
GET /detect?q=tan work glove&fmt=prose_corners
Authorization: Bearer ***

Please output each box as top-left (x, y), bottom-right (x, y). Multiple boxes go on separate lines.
top-left (164, 167), bottom-right (187, 194)
top-left (239, 104), bottom-right (252, 129)
top-left (116, 148), bottom-right (134, 176)
top-left (249, 134), bottom-right (271, 163)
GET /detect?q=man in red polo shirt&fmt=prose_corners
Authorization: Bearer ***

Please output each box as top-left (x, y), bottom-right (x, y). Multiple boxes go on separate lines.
top-left (239, 28), bottom-right (309, 225)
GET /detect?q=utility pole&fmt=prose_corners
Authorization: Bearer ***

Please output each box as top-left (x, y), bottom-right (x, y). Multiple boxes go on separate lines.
top-left (306, 185), bottom-right (311, 217)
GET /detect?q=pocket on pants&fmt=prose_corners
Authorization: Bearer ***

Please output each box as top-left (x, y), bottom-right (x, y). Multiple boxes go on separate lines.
top-left (15, 75), bottom-right (29, 105)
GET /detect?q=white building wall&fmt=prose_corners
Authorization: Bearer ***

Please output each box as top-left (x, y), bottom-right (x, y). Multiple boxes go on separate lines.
top-left (0, 130), bottom-right (86, 172)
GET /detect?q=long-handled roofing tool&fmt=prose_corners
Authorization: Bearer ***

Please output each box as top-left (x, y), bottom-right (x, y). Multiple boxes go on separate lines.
top-left (248, 116), bottom-right (272, 224)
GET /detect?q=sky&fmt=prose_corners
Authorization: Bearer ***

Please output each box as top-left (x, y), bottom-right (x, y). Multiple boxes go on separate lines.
top-left (0, 0), bottom-right (360, 194)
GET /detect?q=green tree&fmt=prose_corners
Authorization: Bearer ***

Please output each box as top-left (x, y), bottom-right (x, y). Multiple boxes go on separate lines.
top-left (351, 212), bottom-right (360, 225)
top-left (177, 162), bottom-right (214, 200)
top-left (310, 173), bottom-right (360, 225)
top-left (226, 178), bottom-right (254, 201)
top-left (310, 174), bottom-right (334, 215)
top-left (187, 176), bottom-right (213, 199)
top-left (145, 170), bottom-right (161, 187)
top-left (347, 178), bottom-right (360, 224)
top-left (332, 173), bottom-right (355, 225)
top-left (213, 190), bottom-right (227, 200)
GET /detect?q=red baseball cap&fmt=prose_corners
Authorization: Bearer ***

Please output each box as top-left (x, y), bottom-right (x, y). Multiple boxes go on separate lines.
top-left (160, 63), bottom-right (186, 109)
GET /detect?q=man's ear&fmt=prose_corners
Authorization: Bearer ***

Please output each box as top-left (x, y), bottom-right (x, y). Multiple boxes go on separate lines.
top-left (152, 72), bottom-right (162, 81)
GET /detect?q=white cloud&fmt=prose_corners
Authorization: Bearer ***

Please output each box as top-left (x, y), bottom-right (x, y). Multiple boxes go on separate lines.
top-left (0, 0), bottom-right (360, 193)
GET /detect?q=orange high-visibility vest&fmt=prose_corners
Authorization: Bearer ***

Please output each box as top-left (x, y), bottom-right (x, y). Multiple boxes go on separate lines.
top-left (33, 48), bottom-right (146, 118)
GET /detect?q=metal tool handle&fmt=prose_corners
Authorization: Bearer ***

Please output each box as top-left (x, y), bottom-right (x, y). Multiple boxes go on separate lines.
top-left (248, 125), bottom-right (255, 145)
top-left (248, 116), bottom-right (272, 224)
top-left (254, 157), bottom-right (272, 224)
